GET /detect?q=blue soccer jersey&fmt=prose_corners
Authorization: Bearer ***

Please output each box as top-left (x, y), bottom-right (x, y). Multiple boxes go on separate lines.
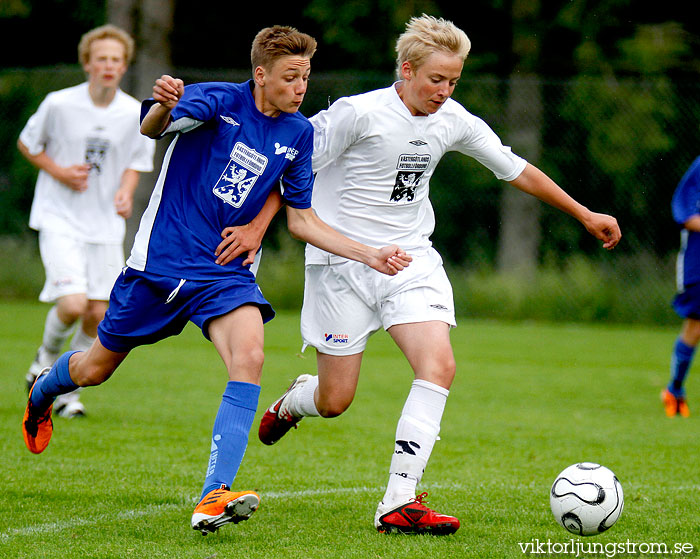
top-left (127, 80), bottom-right (314, 280)
top-left (672, 156), bottom-right (700, 290)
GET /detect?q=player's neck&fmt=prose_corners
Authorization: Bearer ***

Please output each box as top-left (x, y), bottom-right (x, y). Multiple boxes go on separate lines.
top-left (395, 81), bottom-right (428, 117)
top-left (253, 86), bottom-right (281, 118)
top-left (88, 83), bottom-right (118, 108)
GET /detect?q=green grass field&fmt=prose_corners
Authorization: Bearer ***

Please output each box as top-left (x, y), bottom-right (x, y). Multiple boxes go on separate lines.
top-left (1, 301), bottom-right (699, 559)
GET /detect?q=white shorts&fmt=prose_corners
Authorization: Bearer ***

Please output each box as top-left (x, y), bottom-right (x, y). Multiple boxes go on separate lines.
top-left (38, 230), bottom-right (125, 303)
top-left (301, 247), bottom-right (456, 356)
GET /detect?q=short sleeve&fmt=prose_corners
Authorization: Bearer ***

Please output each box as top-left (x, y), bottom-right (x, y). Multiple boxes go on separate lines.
top-left (672, 156), bottom-right (700, 226)
top-left (140, 83), bottom-right (213, 137)
top-left (310, 98), bottom-right (360, 173)
top-left (127, 131), bottom-right (156, 173)
top-left (453, 114), bottom-right (527, 182)
top-left (280, 125), bottom-right (314, 209)
top-left (19, 94), bottom-right (53, 155)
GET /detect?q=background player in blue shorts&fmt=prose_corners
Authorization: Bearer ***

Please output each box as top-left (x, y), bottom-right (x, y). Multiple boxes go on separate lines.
top-left (664, 155), bottom-right (700, 417)
top-left (22, 25), bottom-right (411, 535)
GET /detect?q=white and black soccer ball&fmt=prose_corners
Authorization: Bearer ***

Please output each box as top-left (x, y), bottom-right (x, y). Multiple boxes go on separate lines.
top-left (550, 462), bottom-right (624, 536)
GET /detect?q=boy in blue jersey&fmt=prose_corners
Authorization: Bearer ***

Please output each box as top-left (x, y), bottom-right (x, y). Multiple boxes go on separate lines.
top-left (664, 155), bottom-right (700, 417)
top-left (22, 25), bottom-right (411, 535)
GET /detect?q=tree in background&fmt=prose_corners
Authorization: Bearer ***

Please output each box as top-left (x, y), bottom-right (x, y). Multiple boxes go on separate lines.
top-left (106, 0), bottom-right (174, 247)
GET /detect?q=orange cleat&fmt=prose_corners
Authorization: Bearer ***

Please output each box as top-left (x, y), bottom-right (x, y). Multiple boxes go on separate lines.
top-left (191, 485), bottom-right (260, 535)
top-left (661, 389), bottom-right (690, 418)
top-left (374, 492), bottom-right (460, 535)
top-left (22, 368), bottom-right (54, 454)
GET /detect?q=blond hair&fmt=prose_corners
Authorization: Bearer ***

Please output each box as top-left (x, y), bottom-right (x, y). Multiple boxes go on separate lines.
top-left (78, 24), bottom-right (134, 66)
top-left (395, 14), bottom-right (471, 78)
top-left (250, 25), bottom-right (317, 72)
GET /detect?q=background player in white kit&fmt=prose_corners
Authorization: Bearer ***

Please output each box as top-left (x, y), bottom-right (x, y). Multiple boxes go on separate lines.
top-left (225, 15), bottom-right (622, 534)
top-left (18, 24), bottom-right (155, 417)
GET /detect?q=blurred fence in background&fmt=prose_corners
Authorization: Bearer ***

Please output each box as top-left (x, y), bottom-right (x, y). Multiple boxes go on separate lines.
top-left (2, 66), bottom-right (699, 325)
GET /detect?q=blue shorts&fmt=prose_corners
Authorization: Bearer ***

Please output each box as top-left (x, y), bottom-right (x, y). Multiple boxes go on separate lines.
top-left (672, 283), bottom-right (700, 319)
top-left (97, 267), bottom-right (275, 353)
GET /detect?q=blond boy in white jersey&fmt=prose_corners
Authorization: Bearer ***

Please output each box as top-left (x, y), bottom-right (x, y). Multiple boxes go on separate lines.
top-left (19, 24), bottom-right (155, 417)
top-left (218, 14), bottom-right (621, 534)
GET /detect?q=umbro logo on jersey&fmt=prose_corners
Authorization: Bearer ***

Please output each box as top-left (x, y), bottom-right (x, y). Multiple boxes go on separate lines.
top-left (409, 139), bottom-right (427, 146)
top-left (220, 115), bottom-right (240, 126)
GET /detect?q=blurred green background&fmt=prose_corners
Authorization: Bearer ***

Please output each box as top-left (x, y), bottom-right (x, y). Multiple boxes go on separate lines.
top-left (1, 0), bottom-right (699, 325)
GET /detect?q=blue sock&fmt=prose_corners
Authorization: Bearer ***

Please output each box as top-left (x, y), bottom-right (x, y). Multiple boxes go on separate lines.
top-left (31, 350), bottom-right (80, 411)
top-left (669, 338), bottom-right (695, 397)
top-left (200, 381), bottom-right (260, 500)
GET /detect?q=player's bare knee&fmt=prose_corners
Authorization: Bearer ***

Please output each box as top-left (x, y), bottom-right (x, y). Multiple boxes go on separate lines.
top-left (229, 347), bottom-right (264, 380)
top-left (57, 297), bottom-right (88, 323)
top-left (682, 318), bottom-right (700, 345)
top-left (421, 356), bottom-right (456, 389)
top-left (317, 405), bottom-right (344, 418)
top-left (316, 397), bottom-right (352, 418)
top-left (83, 305), bottom-right (107, 330)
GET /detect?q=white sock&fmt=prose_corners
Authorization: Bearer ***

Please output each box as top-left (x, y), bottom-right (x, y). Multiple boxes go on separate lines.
top-left (70, 327), bottom-right (96, 352)
top-left (41, 306), bottom-right (75, 355)
top-left (382, 379), bottom-right (449, 507)
top-left (287, 375), bottom-right (320, 417)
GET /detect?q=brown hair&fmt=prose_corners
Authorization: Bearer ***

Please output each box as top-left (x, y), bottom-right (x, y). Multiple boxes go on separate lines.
top-left (78, 24), bottom-right (135, 66)
top-left (250, 26), bottom-right (317, 72)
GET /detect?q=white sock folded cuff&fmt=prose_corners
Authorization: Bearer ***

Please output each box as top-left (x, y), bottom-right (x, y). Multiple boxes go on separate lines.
top-left (292, 374), bottom-right (320, 417)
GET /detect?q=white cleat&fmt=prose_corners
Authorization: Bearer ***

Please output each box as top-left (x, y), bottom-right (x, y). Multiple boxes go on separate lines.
top-left (26, 351), bottom-right (58, 393)
top-left (54, 391), bottom-right (86, 418)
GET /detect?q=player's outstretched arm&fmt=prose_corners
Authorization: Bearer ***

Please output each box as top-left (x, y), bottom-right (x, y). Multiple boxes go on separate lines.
top-left (215, 189), bottom-right (285, 266)
top-left (509, 163), bottom-right (621, 250)
top-left (285, 206), bottom-right (411, 275)
top-left (141, 75), bottom-right (185, 138)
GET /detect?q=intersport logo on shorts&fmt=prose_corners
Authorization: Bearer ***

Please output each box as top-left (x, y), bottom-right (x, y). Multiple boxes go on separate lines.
top-left (324, 332), bottom-right (349, 344)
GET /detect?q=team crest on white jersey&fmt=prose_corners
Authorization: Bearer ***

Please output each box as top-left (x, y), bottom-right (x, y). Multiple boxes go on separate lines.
top-left (85, 136), bottom-right (110, 174)
top-left (213, 142), bottom-right (268, 208)
top-left (391, 153), bottom-right (431, 202)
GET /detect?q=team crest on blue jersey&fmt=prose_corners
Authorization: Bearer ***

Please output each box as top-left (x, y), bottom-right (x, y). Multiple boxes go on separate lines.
top-left (213, 142), bottom-right (268, 208)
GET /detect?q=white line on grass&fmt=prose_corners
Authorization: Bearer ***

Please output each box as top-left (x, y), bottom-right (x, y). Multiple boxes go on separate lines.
top-left (1, 502), bottom-right (180, 543)
top-left (5, 481), bottom-right (688, 542)
top-left (0, 486), bottom-right (384, 542)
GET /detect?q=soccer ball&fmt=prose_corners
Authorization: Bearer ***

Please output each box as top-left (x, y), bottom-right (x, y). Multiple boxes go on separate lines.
top-left (550, 462), bottom-right (624, 536)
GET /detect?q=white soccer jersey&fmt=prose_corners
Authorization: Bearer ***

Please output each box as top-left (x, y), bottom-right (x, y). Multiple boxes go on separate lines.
top-left (306, 83), bottom-right (527, 263)
top-left (20, 82), bottom-right (155, 244)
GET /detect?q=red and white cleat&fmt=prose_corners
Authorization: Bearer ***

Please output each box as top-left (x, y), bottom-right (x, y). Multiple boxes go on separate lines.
top-left (374, 492), bottom-right (460, 535)
top-left (258, 374), bottom-right (312, 445)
